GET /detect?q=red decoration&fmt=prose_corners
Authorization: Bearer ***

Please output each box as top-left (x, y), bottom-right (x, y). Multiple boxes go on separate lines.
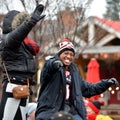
top-left (86, 58), bottom-right (100, 100)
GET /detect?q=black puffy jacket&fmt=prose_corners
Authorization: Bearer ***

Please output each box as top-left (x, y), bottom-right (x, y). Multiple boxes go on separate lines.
top-left (1, 12), bottom-right (38, 79)
top-left (36, 55), bottom-right (111, 120)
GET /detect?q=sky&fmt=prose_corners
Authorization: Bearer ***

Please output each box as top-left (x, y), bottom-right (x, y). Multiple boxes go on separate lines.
top-left (88, 0), bottom-right (106, 18)
top-left (0, 0), bottom-right (106, 18)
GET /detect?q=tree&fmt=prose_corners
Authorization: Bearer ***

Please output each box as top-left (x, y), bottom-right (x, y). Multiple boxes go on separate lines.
top-left (104, 0), bottom-right (120, 20)
top-left (0, 0), bottom-right (93, 49)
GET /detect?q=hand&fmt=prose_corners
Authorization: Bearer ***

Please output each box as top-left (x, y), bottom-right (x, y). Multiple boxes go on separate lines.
top-left (31, 4), bottom-right (45, 23)
top-left (108, 78), bottom-right (119, 87)
top-left (53, 60), bottom-right (63, 69)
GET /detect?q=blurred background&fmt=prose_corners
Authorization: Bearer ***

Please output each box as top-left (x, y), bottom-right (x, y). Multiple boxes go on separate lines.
top-left (0, 0), bottom-right (120, 119)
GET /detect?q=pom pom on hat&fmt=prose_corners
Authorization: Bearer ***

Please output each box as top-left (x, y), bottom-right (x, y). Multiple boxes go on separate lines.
top-left (50, 111), bottom-right (73, 120)
top-left (58, 38), bottom-right (75, 55)
top-left (86, 100), bottom-right (104, 114)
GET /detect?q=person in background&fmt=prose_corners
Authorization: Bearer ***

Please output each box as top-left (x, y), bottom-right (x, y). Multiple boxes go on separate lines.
top-left (27, 102), bottom-right (37, 120)
top-left (35, 38), bottom-right (119, 120)
top-left (84, 100), bottom-right (113, 120)
top-left (0, 4), bottom-right (45, 120)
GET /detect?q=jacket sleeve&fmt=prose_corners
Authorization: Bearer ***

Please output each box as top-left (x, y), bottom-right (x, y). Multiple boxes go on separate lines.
top-left (3, 19), bottom-right (38, 49)
top-left (40, 57), bottom-right (60, 81)
top-left (38, 57), bottom-right (61, 97)
top-left (81, 78), bottom-right (110, 98)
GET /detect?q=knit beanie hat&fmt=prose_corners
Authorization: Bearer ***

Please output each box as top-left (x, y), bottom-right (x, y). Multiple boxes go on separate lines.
top-left (58, 38), bottom-right (75, 55)
top-left (87, 100), bottom-right (104, 114)
top-left (50, 111), bottom-right (73, 120)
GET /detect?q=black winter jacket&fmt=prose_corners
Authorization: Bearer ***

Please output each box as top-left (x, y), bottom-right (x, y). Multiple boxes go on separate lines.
top-left (36, 55), bottom-right (111, 120)
top-left (1, 16), bottom-right (37, 79)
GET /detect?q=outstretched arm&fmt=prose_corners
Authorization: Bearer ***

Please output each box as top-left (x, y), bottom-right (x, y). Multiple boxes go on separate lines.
top-left (4, 4), bottom-right (45, 48)
top-left (81, 78), bottom-right (119, 98)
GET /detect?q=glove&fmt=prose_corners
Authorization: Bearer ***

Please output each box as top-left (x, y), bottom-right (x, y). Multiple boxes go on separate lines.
top-left (30, 4), bottom-right (45, 24)
top-left (53, 60), bottom-right (63, 69)
top-left (108, 78), bottom-right (119, 87)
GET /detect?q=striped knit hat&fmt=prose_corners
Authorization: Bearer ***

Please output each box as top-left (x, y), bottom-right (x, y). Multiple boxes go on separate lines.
top-left (58, 38), bottom-right (75, 55)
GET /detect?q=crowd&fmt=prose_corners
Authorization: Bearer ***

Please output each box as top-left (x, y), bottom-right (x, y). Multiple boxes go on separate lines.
top-left (0, 3), bottom-right (119, 120)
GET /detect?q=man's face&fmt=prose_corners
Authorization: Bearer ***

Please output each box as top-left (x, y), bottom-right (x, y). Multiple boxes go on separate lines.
top-left (59, 50), bottom-right (74, 66)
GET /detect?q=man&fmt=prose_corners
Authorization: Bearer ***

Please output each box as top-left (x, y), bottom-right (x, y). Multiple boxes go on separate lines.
top-left (35, 38), bottom-right (119, 120)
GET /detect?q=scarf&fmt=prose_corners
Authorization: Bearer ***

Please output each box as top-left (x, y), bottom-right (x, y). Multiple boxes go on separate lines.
top-left (24, 37), bottom-right (40, 56)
